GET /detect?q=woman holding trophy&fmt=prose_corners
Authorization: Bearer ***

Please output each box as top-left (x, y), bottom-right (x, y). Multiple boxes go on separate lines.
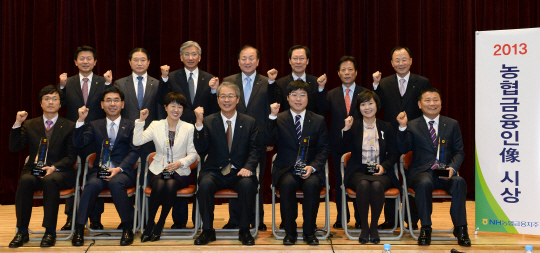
top-left (133, 92), bottom-right (197, 242)
top-left (337, 90), bottom-right (400, 244)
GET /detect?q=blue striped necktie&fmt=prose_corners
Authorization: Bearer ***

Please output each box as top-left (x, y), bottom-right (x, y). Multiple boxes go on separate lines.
top-left (294, 115), bottom-right (302, 144)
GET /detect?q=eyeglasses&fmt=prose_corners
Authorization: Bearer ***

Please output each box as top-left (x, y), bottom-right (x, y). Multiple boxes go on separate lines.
top-left (183, 53), bottom-right (199, 58)
top-left (43, 98), bottom-right (59, 102)
top-left (219, 95), bottom-right (237, 100)
top-left (289, 93), bottom-right (307, 98)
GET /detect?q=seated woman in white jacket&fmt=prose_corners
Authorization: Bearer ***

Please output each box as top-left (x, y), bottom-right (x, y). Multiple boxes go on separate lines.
top-left (133, 92), bottom-right (197, 242)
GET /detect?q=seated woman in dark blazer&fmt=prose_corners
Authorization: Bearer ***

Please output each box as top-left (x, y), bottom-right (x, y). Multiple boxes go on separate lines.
top-left (337, 90), bottom-right (400, 244)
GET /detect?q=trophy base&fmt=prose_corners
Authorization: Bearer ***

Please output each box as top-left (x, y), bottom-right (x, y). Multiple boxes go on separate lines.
top-left (433, 169), bottom-right (450, 178)
top-left (98, 170), bottom-right (111, 179)
top-left (32, 168), bottom-right (46, 177)
top-left (162, 171), bottom-right (174, 180)
top-left (365, 164), bottom-right (379, 175)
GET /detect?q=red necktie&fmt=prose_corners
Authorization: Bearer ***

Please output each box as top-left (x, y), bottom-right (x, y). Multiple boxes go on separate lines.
top-left (345, 88), bottom-right (351, 115)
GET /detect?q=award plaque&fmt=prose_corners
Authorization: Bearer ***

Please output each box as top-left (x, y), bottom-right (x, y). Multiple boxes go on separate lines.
top-left (366, 145), bottom-right (379, 175)
top-left (97, 139), bottom-right (112, 179)
top-left (433, 139), bottom-right (449, 178)
top-left (162, 141), bottom-right (174, 180)
top-left (32, 138), bottom-right (48, 177)
top-left (294, 137), bottom-right (310, 176)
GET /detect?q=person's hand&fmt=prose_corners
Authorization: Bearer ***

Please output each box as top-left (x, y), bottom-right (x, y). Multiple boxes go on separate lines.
top-left (139, 109), bottom-right (149, 122)
top-left (165, 161), bottom-right (183, 172)
top-left (439, 168), bottom-right (455, 180)
top-left (397, 111), bottom-right (408, 128)
top-left (40, 166), bottom-right (56, 178)
top-left (161, 65), bottom-right (170, 78)
top-left (104, 167), bottom-right (122, 181)
top-left (194, 107), bottom-right (204, 127)
top-left (209, 77), bottom-right (219, 90)
top-left (270, 103), bottom-right (280, 117)
top-left (301, 166), bottom-right (314, 179)
top-left (59, 73), bottom-right (68, 88)
top-left (266, 146), bottom-right (274, 152)
top-left (317, 74), bottom-right (327, 89)
top-left (14, 111), bottom-right (28, 127)
top-left (78, 106), bottom-right (89, 122)
top-left (373, 164), bottom-right (385, 176)
top-left (237, 168), bottom-right (252, 177)
top-left (103, 70), bottom-right (113, 83)
top-left (373, 71), bottom-right (382, 85)
top-left (343, 116), bottom-right (353, 131)
top-left (267, 68), bottom-right (278, 82)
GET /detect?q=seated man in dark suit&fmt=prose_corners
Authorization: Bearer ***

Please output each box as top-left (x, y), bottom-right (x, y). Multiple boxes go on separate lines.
top-left (193, 82), bottom-right (260, 246)
top-left (71, 86), bottom-right (139, 246)
top-left (266, 80), bottom-right (330, 245)
top-left (396, 87), bottom-right (470, 247)
top-left (9, 85), bottom-right (78, 248)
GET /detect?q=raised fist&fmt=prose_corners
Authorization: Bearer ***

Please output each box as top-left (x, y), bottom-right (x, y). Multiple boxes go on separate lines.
top-left (270, 103), bottom-right (280, 117)
top-left (396, 111), bottom-right (408, 128)
top-left (343, 116), bottom-right (353, 131)
top-left (15, 111), bottom-right (28, 126)
top-left (267, 68), bottom-right (278, 81)
top-left (103, 70), bottom-right (113, 83)
top-left (317, 74), bottom-right (327, 89)
top-left (194, 107), bottom-right (204, 126)
top-left (59, 73), bottom-right (68, 88)
top-left (209, 77), bottom-right (219, 90)
top-left (78, 106), bottom-right (89, 122)
top-left (373, 71), bottom-right (382, 85)
top-left (139, 109), bottom-right (149, 122)
top-left (161, 65), bottom-right (170, 78)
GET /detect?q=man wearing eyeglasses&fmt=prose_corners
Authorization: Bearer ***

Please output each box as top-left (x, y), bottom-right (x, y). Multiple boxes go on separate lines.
top-left (372, 46), bottom-right (431, 231)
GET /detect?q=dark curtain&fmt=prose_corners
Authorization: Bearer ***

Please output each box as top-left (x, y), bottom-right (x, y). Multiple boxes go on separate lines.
top-left (1, 0), bottom-right (539, 204)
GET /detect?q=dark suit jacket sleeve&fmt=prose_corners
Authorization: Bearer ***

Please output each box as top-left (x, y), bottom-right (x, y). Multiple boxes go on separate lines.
top-left (243, 123), bottom-right (261, 173)
top-left (380, 123), bottom-right (400, 172)
top-left (448, 122), bottom-right (465, 172)
top-left (53, 125), bottom-right (78, 172)
top-left (73, 123), bottom-right (94, 148)
top-left (117, 125), bottom-right (140, 172)
top-left (157, 77), bottom-right (172, 105)
top-left (307, 119), bottom-right (330, 171)
top-left (373, 83), bottom-right (385, 109)
top-left (335, 124), bottom-right (351, 154)
top-left (194, 121), bottom-right (209, 154)
top-left (397, 126), bottom-right (413, 155)
top-left (9, 125), bottom-right (27, 152)
top-left (268, 81), bottom-right (279, 104)
top-left (264, 117), bottom-right (278, 146)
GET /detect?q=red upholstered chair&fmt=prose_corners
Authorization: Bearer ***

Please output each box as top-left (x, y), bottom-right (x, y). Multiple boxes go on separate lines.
top-left (270, 153), bottom-right (331, 240)
top-left (340, 152), bottom-right (404, 241)
top-left (24, 156), bottom-right (82, 241)
top-left (140, 152), bottom-right (200, 239)
top-left (81, 153), bottom-right (140, 240)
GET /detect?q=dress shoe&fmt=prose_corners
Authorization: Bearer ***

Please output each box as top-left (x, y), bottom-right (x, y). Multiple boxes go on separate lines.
top-left (370, 238), bottom-right (380, 244)
top-left (333, 221), bottom-right (343, 229)
top-left (359, 237), bottom-right (369, 244)
top-left (194, 229), bottom-right (216, 245)
top-left (222, 222), bottom-right (239, 229)
top-left (453, 226), bottom-right (472, 247)
top-left (40, 232), bottom-right (56, 247)
top-left (8, 231), bottom-right (29, 248)
top-left (120, 229), bottom-right (134, 246)
top-left (283, 233), bottom-right (297, 245)
top-left (171, 223), bottom-right (187, 229)
top-left (418, 227), bottom-right (432, 246)
top-left (378, 221), bottom-right (395, 230)
top-left (303, 234), bottom-right (319, 245)
top-left (150, 234), bottom-right (161, 242)
top-left (72, 229), bottom-right (84, 246)
top-left (117, 223), bottom-right (123, 230)
top-left (238, 229), bottom-right (255, 245)
top-left (61, 217), bottom-right (73, 230)
top-left (141, 235), bottom-right (151, 242)
top-left (90, 221), bottom-right (104, 230)
top-left (258, 223), bottom-right (267, 231)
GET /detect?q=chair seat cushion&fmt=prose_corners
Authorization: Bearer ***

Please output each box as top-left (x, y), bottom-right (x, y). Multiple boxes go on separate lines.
top-left (275, 187), bottom-right (327, 198)
top-left (407, 188), bottom-right (451, 197)
top-left (346, 187), bottom-right (400, 197)
top-left (144, 185), bottom-right (196, 196)
top-left (34, 188), bottom-right (75, 197)
top-left (215, 189), bottom-right (238, 197)
top-left (99, 186), bottom-right (136, 196)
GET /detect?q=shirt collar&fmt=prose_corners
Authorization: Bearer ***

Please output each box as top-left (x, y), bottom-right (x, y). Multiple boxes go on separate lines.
top-left (291, 72), bottom-right (306, 82)
top-left (396, 72), bottom-right (411, 83)
top-left (242, 71), bottom-right (257, 82)
top-left (132, 72), bottom-right (148, 81)
top-left (106, 116), bottom-right (122, 128)
top-left (221, 111), bottom-right (237, 123)
top-left (290, 109), bottom-right (306, 119)
top-left (423, 114), bottom-right (440, 125)
top-left (79, 72), bottom-right (94, 82)
top-left (342, 82), bottom-right (356, 92)
top-left (43, 114), bottom-right (59, 124)
top-left (184, 67), bottom-right (199, 79)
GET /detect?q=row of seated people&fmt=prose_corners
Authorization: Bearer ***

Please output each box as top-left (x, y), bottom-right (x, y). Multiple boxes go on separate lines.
top-left (8, 81), bottom-right (470, 248)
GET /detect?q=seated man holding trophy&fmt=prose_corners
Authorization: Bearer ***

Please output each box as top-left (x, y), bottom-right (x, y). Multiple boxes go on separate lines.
top-left (265, 80), bottom-right (330, 245)
top-left (9, 85), bottom-right (78, 248)
top-left (396, 87), bottom-right (470, 247)
top-left (71, 87), bottom-right (140, 246)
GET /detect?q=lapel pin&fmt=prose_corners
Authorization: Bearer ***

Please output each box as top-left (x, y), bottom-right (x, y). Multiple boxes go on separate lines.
top-left (309, 120), bottom-right (311, 122)
top-left (202, 78), bottom-right (205, 81)
top-left (151, 83), bottom-right (153, 86)
top-left (60, 126), bottom-right (63, 128)
top-left (122, 127), bottom-right (125, 129)
top-left (96, 82), bottom-right (98, 84)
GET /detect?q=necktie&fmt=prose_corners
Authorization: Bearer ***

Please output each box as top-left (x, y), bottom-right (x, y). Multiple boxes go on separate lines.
top-left (399, 79), bottom-right (406, 97)
top-left (188, 72), bottom-right (195, 102)
top-left (294, 115), bottom-right (302, 144)
top-left (429, 121), bottom-right (437, 147)
top-left (45, 120), bottom-right (53, 130)
top-left (82, 78), bottom-right (89, 104)
top-left (296, 78), bottom-right (302, 81)
top-left (222, 120), bottom-right (233, 175)
top-left (109, 122), bottom-right (116, 148)
top-left (244, 77), bottom-right (252, 106)
top-left (137, 76), bottom-right (144, 108)
top-left (345, 88), bottom-right (351, 115)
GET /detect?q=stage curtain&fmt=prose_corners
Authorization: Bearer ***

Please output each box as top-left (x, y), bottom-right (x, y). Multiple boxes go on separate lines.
top-left (2, 0), bottom-right (540, 204)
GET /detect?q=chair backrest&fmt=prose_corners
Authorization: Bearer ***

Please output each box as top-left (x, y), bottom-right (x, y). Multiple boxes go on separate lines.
top-left (342, 152), bottom-right (351, 168)
top-left (403, 151), bottom-right (413, 169)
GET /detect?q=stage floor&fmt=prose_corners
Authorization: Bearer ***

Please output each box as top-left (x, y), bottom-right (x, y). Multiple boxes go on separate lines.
top-left (0, 201), bottom-right (538, 252)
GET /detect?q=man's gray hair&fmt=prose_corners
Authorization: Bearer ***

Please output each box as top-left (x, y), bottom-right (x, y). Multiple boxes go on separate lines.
top-left (180, 41), bottom-right (202, 55)
top-left (217, 82), bottom-right (241, 98)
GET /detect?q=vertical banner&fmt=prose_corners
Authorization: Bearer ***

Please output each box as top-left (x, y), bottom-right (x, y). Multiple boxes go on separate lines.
top-left (476, 28), bottom-right (540, 235)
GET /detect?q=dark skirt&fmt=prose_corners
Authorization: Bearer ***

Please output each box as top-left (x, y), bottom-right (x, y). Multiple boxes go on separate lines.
top-left (149, 171), bottom-right (191, 187)
top-left (347, 164), bottom-right (391, 190)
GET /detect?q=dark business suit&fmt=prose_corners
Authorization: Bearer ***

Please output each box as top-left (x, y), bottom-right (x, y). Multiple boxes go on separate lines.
top-left (223, 72), bottom-right (278, 225)
top-left (397, 115), bottom-right (466, 227)
top-left (276, 74), bottom-right (323, 115)
top-left (73, 117), bottom-right (139, 229)
top-left (194, 112), bottom-right (260, 230)
top-left (9, 116), bottom-right (78, 230)
top-left (157, 68), bottom-right (218, 124)
top-left (318, 84), bottom-right (366, 224)
top-left (265, 110), bottom-right (329, 235)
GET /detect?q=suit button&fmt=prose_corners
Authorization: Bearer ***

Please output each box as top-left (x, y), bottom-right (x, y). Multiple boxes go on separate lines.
top-left (219, 167), bottom-right (222, 169)
top-left (228, 158), bottom-right (231, 161)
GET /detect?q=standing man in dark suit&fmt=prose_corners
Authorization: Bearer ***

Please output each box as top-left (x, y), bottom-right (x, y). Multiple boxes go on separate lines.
top-left (58, 45), bottom-right (113, 230)
top-left (71, 87), bottom-right (139, 246)
top-left (318, 56), bottom-right (366, 229)
top-left (9, 85), bottom-right (78, 248)
top-left (266, 80), bottom-right (330, 245)
top-left (396, 88), bottom-right (470, 247)
top-left (222, 45), bottom-right (278, 231)
top-left (158, 41), bottom-right (218, 228)
top-left (275, 45), bottom-right (326, 115)
top-left (193, 82), bottom-right (260, 245)
top-left (372, 46), bottom-right (430, 230)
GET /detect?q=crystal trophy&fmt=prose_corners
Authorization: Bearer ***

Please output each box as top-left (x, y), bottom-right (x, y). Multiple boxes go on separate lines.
top-left (294, 137), bottom-right (310, 176)
top-left (162, 140), bottom-right (174, 180)
top-left (433, 139), bottom-right (449, 178)
top-left (366, 144), bottom-right (379, 175)
top-left (97, 139), bottom-right (112, 179)
top-left (32, 138), bottom-right (48, 177)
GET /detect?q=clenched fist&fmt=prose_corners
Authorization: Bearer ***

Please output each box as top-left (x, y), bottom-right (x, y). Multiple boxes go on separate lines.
top-left (59, 73), bottom-right (68, 88)
top-left (270, 103), bottom-right (280, 117)
top-left (343, 116), bottom-right (353, 131)
top-left (267, 68), bottom-right (278, 82)
top-left (209, 77), bottom-right (219, 90)
top-left (78, 106), bottom-right (89, 122)
top-left (317, 74), bottom-right (327, 89)
top-left (161, 65), bottom-right (170, 78)
top-left (14, 111), bottom-right (28, 127)
top-left (103, 70), bottom-right (113, 83)
top-left (396, 111), bottom-right (408, 128)
top-left (139, 109), bottom-right (149, 122)
top-left (194, 107), bottom-right (204, 127)
top-left (373, 71), bottom-right (382, 86)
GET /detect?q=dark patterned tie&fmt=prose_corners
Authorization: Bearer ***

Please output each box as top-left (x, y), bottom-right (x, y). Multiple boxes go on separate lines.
top-left (429, 121), bottom-right (437, 147)
top-left (294, 115), bottom-right (302, 144)
top-left (82, 78), bottom-right (89, 104)
top-left (188, 72), bottom-right (195, 102)
top-left (137, 76), bottom-right (144, 108)
top-left (222, 120), bottom-right (232, 175)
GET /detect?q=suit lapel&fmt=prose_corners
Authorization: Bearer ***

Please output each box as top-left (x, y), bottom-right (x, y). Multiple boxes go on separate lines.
top-left (417, 118), bottom-right (436, 151)
top-left (401, 74), bottom-right (417, 109)
top-left (231, 115), bottom-right (244, 151)
top-left (287, 111), bottom-right (299, 147)
top-left (389, 76), bottom-right (402, 106)
top-left (349, 86), bottom-right (362, 116)
top-left (234, 74), bottom-right (247, 111)
top-left (48, 117), bottom-right (64, 149)
top-left (213, 116), bottom-right (229, 153)
top-left (376, 120), bottom-right (386, 158)
top-left (124, 77), bottom-right (139, 110)
top-left (246, 74), bottom-right (263, 107)
top-left (87, 76), bottom-right (101, 103)
top-left (71, 75), bottom-right (85, 103)
top-left (142, 76), bottom-right (157, 109)
top-left (336, 86), bottom-right (347, 116)
top-left (300, 111), bottom-right (313, 144)
top-left (176, 70), bottom-right (193, 106)
top-left (99, 119), bottom-right (109, 145)
top-left (114, 118), bottom-right (128, 147)
top-left (193, 72), bottom-right (207, 105)
top-left (437, 116), bottom-right (447, 146)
